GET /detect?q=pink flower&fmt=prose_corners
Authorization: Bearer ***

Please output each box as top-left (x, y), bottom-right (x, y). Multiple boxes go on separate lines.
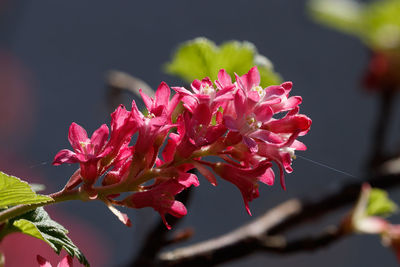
top-left (123, 172), bottom-right (199, 229)
top-left (212, 161), bottom-right (272, 215)
top-left (37, 255), bottom-right (73, 267)
top-left (219, 67), bottom-right (311, 188)
top-left (173, 75), bottom-right (233, 114)
top-left (133, 83), bottom-right (179, 165)
top-left (53, 123), bottom-right (109, 184)
top-left (102, 144), bottom-right (134, 187)
top-left (234, 66), bottom-right (262, 103)
top-left (223, 87), bottom-right (275, 152)
top-left (102, 104), bottom-right (138, 164)
top-left (52, 66), bottom-right (311, 230)
top-left (222, 67), bottom-right (305, 152)
top-left (140, 82), bottom-right (181, 119)
top-left (262, 82), bottom-right (302, 114)
top-left (257, 139), bottom-right (307, 190)
top-left (175, 103), bottom-right (226, 158)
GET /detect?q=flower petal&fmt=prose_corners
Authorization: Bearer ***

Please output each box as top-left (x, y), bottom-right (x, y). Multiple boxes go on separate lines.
top-left (216, 69), bottom-right (232, 89)
top-left (90, 124), bottom-right (109, 154)
top-left (37, 255), bottom-right (52, 267)
top-left (68, 123), bottom-right (89, 152)
top-left (139, 89), bottom-right (154, 112)
top-left (154, 82), bottom-right (171, 108)
top-left (53, 149), bottom-right (79, 165)
top-left (57, 255), bottom-right (73, 267)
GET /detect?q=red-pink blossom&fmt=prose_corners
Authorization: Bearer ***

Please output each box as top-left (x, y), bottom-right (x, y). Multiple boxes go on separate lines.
top-left (53, 123), bottom-right (109, 184)
top-left (212, 161), bottom-right (272, 215)
top-left (102, 145), bottom-right (134, 187)
top-left (218, 67), bottom-right (311, 189)
top-left (175, 103), bottom-right (226, 158)
top-left (102, 104), bottom-right (138, 164)
top-left (123, 173), bottom-right (199, 229)
top-left (133, 83), bottom-right (179, 165)
top-left (37, 255), bottom-right (73, 267)
top-left (173, 76), bottom-right (233, 115)
top-left (221, 67), bottom-right (307, 153)
top-left (52, 66), bottom-right (311, 229)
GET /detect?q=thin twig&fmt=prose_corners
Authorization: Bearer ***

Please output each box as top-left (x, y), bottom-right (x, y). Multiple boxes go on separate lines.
top-left (157, 170), bottom-right (400, 266)
top-left (368, 90), bottom-right (395, 169)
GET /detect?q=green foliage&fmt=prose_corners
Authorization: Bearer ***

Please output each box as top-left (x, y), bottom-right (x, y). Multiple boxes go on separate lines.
top-left (363, 0), bottom-right (400, 50)
top-left (0, 171), bottom-right (52, 209)
top-left (1, 207), bottom-right (90, 266)
top-left (164, 37), bottom-right (282, 87)
top-left (367, 188), bottom-right (397, 217)
top-left (308, 0), bottom-right (363, 35)
top-left (308, 0), bottom-right (400, 51)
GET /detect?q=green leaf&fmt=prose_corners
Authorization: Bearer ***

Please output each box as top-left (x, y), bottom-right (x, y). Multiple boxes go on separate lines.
top-left (164, 37), bottom-right (281, 87)
top-left (308, 0), bottom-right (400, 50)
top-left (362, 0), bottom-right (400, 50)
top-left (0, 171), bottom-right (52, 208)
top-left (5, 207), bottom-right (90, 266)
top-left (308, 0), bottom-right (364, 36)
top-left (367, 188), bottom-right (397, 217)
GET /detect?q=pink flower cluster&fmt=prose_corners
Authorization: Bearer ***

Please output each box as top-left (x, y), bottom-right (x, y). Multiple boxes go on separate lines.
top-left (53, 67), bottom-right (311, 228)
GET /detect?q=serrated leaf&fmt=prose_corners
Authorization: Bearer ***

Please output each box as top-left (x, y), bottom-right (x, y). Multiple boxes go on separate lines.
top-left (0, 171), bottom-right (52, 208)
top-left (12, 219), bottom-right (46, 240)
top-left (165, 37), bottom-right (281, 87)
top-left (7, 207), bottom-right (89, 266)
top-left (367, 188), bottom-right (397, 217)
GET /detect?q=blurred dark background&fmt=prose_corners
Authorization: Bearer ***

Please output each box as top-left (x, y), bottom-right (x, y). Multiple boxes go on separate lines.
top-left (1, 0), bottom-right (399, 266)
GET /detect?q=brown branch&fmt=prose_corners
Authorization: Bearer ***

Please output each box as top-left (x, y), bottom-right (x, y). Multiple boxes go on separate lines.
top-left (156, 170), bottom-right (400, 266)
top-left (106, 70), bottom-right (154, 110)
top-left (157, 200), bottom-right (301, 266)
top-left (260, 225), bottom-right (344, 254)
top-left (368, 90), bottom-right (395, 169)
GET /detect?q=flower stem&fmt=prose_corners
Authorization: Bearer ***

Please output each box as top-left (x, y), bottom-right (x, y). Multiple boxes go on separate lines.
top-left (0, 189), bottom-right (82, 223)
